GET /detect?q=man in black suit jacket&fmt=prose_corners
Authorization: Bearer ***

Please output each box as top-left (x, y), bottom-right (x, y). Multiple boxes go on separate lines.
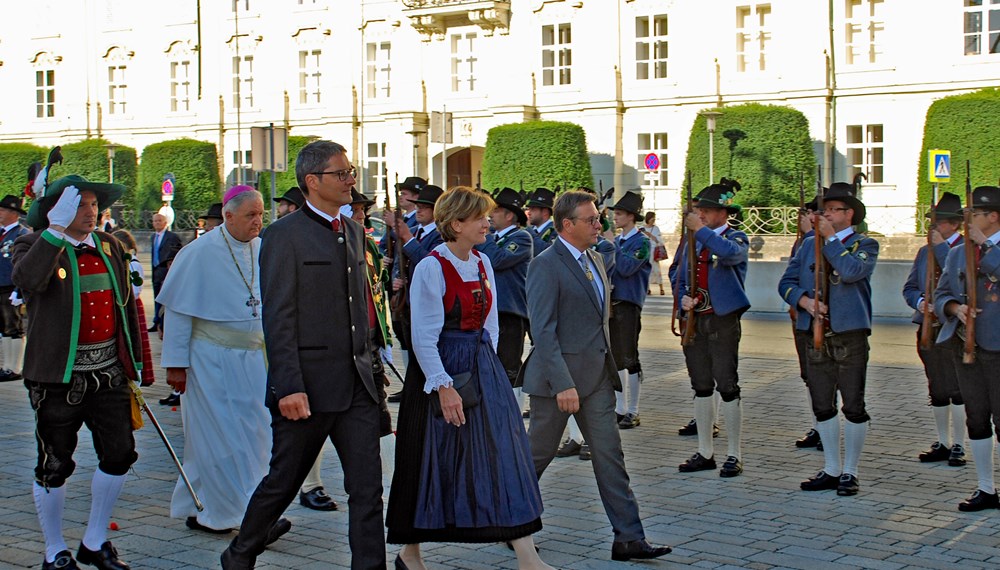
top-left (222, 141), bottom-right (385, 570)
top-left (150, 212), bottom-right (181, 331)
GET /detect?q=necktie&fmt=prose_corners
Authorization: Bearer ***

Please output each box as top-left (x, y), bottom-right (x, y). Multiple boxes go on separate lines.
top-left (579, 253), bottom-right (603, 309)
top-left (416, 228), bottom-right (425, 241)
top-left (331, 217), bottom-right (341, 232)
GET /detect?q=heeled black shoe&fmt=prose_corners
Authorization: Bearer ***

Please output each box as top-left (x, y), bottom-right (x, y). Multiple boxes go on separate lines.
top-left (394, 554), bottom-right (409, 569)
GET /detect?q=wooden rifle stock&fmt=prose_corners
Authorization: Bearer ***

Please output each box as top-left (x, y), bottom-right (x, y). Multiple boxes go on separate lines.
top-left (963, 161), bottom-right (976, 363)
top-left (681, 173), bottom-right (697, 345)
top-left (919, 186), bottom-right (939, 350)
top-left (813, 166), bottom-right (826, 350)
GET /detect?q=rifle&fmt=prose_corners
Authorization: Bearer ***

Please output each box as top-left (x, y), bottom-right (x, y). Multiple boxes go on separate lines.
top-left (919, 184), bottom-right (939, 350)
top-left (672, 172), bottom-right (698, 345)
top-left (963, 161), bottom-right (977, 364)
top-left (796, 172), bottom-right (805, 244)
top-left (389, 173), bottom-right (409, 317)
top-left (476, 170), bottom-right (482, 192)
top-left (813, 165), bottom-right (827, 350)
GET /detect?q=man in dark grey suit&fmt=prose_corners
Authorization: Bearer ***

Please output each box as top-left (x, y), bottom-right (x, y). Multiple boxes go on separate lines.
top-left (222, 141), bottom-right (386, 570)
top-left (522, 190), bottom-right (671, 562)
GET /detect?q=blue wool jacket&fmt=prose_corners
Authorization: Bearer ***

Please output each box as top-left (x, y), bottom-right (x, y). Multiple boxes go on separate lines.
top-left (934, 241), bottom-right (1000, 351)
top-left (676, 225), bottom-right (750, 317)
top-left (0, 223), bottom-right (30, 287)
top-left (779, 232), bottom-right (879, 333)
top-left (475, 227), bottom-right (534, 318)
top-left (903, 240), bottom-right (955, 325)
top-left (610, 229), bottom-right (651, 308)
top-left (402, 226), bottom-right (443, 283)
top-left (531, 221), bottom-right (556, 256)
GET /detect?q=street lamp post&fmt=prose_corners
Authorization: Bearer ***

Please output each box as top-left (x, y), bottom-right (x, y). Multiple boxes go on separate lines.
top-left (103, 143), bottom-right (119, 184)
top-left (700, 111), bottom-right (722, 183)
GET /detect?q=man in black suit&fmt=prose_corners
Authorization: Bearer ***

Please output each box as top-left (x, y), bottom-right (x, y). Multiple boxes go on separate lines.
top-left (150, 212), bottom-right (181, 332)
top-left (222, 140), bottom-right (385, 570)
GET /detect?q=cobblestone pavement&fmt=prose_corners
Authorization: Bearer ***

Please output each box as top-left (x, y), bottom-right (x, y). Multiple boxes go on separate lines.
top-left (1, 285), bottom-right (999, 569)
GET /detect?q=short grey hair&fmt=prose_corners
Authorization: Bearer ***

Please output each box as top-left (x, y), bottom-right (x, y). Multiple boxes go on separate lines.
top-left (296, 140), bottom-right (348, 193)
top-left (223, 189), bottom-right (264, 215)
top-left (554, 191), bottom-right (598, 234)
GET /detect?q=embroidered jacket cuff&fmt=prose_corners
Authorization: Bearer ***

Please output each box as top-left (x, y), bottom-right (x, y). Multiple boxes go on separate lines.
top-left (423, 372), bottom-right (454, 394)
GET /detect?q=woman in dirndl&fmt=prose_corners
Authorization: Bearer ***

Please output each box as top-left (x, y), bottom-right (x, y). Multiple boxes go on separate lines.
top-left (386, 187), bottom-right (552, 570)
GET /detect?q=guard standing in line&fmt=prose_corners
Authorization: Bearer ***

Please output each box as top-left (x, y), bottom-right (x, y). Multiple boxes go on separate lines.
top-left (526, 187), bottom-right (557, 255)
top-left (675, 179), bottom-right (750, 478)
top-left (791, 199), bottom-right (823, 451)
top-left (0, 194), bottom-right (30, 382)
top-left (934, 185), bottom-right (1000, 511)
top-left (779, 181), bottom-right (878, 497)
top-left (607, 190), bottom-right (651, 429)
top-left (903, 192), bottom-right (966, 467)
top-left (475, 187), bottom-right (534, 410)
top-left (273, 186), bottom-right (304, 218)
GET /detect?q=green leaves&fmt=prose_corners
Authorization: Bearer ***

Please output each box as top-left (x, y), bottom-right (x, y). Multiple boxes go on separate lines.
top-left (137, 139), bottom-right (221, 212)
top-left (482, 121), bottom-right (593, 192)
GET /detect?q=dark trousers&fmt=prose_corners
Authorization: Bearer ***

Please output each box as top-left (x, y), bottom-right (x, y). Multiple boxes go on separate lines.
top-left (793, 328), bottom-right (810, 383)
top-left (610, 302), bottom-right (642, 374)
top-left (496, 313), bottom-right (527, 386)
top-left (152, 280), bottom-right (163, 327)
top-left (916, 329), bottom-right (963, 407)
top-left (26, 364), bottom-right (137, 488)
top-left (807, 330), bottom-right (870, 423)
top-left (0, 285), bottom-right (24, 338)
top-left (228, 380), bottom-right (386, 570)
top-left (956, 348), bottom-right (1000, 440)
top-left (682, 312), bottom-right (742, 401)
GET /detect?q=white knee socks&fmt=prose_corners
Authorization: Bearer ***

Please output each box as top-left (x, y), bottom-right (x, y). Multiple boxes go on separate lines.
top-left (843, 420), bottom-right (868, 477)
top-left (721, 399), bottom-right (742, 460)
top-left (951, 404), bottom-right (967, 448)
top-left (932, 405), bottom-right (950, 446)
top-left (694, 396), bottom-right (715, 459)
top-left (614, 370), bottom-right (627, 416)
top-left (82, 470), bottom-right (126, 551)
top-left (970, 437), bottom-right (996, 494)
top-left (33, 483), bottom-right (67, 563)
top-left (815, 417), bottom-right (842, 476)
top-left (626, 373), bottom-right (641, 415)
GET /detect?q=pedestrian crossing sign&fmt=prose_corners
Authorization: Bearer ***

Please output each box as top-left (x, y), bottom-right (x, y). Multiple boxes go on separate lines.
top-left (928, 149), bottom-right (951, 183)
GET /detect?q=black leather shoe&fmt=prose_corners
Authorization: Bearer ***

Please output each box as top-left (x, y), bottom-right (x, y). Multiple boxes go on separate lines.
top-left (719, 456), bottom-right (743, 478)
top-left (836, 474), bottom-right (860, 496)
top-left (555, 439), bottom-right (582, 457)
top-left (678, 418), bottom-right (698, 435)
top-left (958, 489), bottom-right (1000, 511)
top-left (185, 516), bottom-right (233, 534)
top-left (616, 413), bottom-right (625, 424)
top-left (579, 444), bottom-right (592, 461)
top-left (220, 544), bottom-right (254, 570)
top-left (43, 550), bottom-right (79, 570)
top-left (611, 538), bottom-right (672, 561)
top-left (159, 393), bottom-right (180, 406)
top-left (394, 554), bottom-right (409, 569)
top-left (265, 517), bottom-right (292, 546)
top-left (147, 325), bottom-right (159, 333)
top-left (522, 410), bottom-right (530, 419)
top-left (949, 444), bottom-right (967, 467)
top-left (678, 452), bottom-right (716, 472)
top-left (800, 471), bottom-right (840, 491)
top-left (618, 413), bottom-right (640, 429)
top-left (387, 390), bottom-right (403, 403)
top-left (77, 541), bottom-right (130, 570)
top-left (796, 429), bottom-right (821, 448)
top-left (918, 441), bottom-right (950, 462)
top-left (0, 368), bottom-right (22, 382)
top-left (299, 487), bottom-right (338, 511)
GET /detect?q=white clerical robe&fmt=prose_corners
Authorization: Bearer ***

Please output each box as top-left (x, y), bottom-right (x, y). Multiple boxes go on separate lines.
top-left (158, 225), bottom-right (270, 530)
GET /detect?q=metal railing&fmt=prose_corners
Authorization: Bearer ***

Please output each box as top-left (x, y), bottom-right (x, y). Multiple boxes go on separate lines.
top-left (119, 209), bottom-right (272, 231)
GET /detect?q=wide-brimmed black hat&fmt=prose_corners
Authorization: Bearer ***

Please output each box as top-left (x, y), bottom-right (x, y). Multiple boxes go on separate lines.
top-left (493, 187), bottom-right (527, 226)
top-left (972, 186), bottom-right (1000, 212)
top-left (351, 188), bottom-right (376, 207)
top-left (26, 174), bottom-right (125, 230)
top-left (610, 190), bottom-right (644, 217)
top-left (198, 202), bottom-right (223, 221)
top-left (0, 195), bottom-right (27, 216)
top-left (274, 186), bottom-right (304, 208)
top-left (823, 181), bottom-right (866, 225)
top-left (526, 187), bottom-right (555, 210)
top-left (412, 184), bottom-right (444, 206)
top-left (694, 178), bottom-right (742, 214)
top-left (926, 192), bottom-right (963, 220)
top-left (396, 176), bottom-right (427, 193)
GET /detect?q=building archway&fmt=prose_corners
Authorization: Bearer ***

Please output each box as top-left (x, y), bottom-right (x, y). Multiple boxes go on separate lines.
top-left (432, 146), bottom-right (484, 189)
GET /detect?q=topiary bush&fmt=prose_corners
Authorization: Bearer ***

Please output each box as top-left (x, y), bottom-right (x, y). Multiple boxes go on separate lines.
top-left (683, 103), bottom-right (816, 208)
top-left (257, 135), bottom-right (315, 202)
top-left (48, 139), bottom-right (138, 203)
top-left (0, 143), bottom-right (46, 200)
top-left (138, 139), bottom-right (220, 212)
top-left (916, 88), bottom-right (1000, 209)
top-left (482, 121), bottom-right (593, 192)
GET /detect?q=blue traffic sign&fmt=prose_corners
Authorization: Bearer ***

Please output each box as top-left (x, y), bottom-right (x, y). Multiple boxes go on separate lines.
top-left (644, 153), bottom-right (660, 171)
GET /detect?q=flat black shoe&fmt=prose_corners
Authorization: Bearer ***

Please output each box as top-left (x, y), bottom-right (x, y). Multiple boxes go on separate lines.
top-left (522, 409), bottom-right (530, 418)
top-left (299, 487), bottom-right (338, 511)
top-left (394, 555), bottom-right (409, 569)
top-left (958, 489), bottom-right (1000, 511)
top-left (836, 474), bottom-right (860, 496)
top-left (616, 413), bottom-right (625, 424)
top-left (185, 516), bottom-right (233, 534)
top-left (949, 444), bottom-right (967, 467)
top-left (618, 413), bottom-right (640, 429)
top-left (579, 444), bottom-right (592, 461)
top-left (817, 440), bottom-right (823, 451)
top-left (159, 393), bottom-right (180, 406)
top-left (678, 419), bottom-right (698, 436)
top-left (147, 325), bottom-right (159, 333)
top-left (918, 441), bottom-right (950, 462)
top-left (678, 452), bottom-right (716, 472)
top-left (387, 390), bottom-right (403, 403)
top-left (796, 429), bottom-right (821, 448)
top-left (719, 456), bottom-right (743, 478)
top-left (43, 550), bottom-right (79, 570)
top-left (611, 539), bottom-right (672, 561)
top-left (555, 438), bottom-right (582, 457)
top-left (77, 541), bottom-right (130, 570)
top-left (800, 471), bottom-right (840, 491)
top-left (265, 517), bottom-right (292, 546)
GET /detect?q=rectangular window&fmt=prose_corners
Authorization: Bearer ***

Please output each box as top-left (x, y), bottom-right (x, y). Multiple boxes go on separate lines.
top-left (845, 0), bottom-right (884, 65)
top-left (35, 69), bottom-right (55, 118)
top-left (964, 0), bottom-right (1000, 55)
top-left (637, 132), bottom-right (668, 187)
top-left (846, 124), bottom-right (883, 183)
top-left (541, 23), bottom-right (572, 86)
top-left (298, 49), bottom-right (322, 104)
top-left (170, 60), bottom-right (191, 112)
top-left (233, 150), bottom-right (251, 165)
top-left (366, 142), bottom-right (387, 195)
top-left (107, 64), bottom-right (127, 115)
top-left (635, 15), bottom-right (668, 80)
top-left (450, 32), bottom-right (478, 92)
top-left (365, 42), bottom-right (391, 99)
top-left (232, 0), bottom-right (249, 11)
top-left (232, 55), bottom-right (254, 109)
top-left (736, 3), bottom-right (771, 72)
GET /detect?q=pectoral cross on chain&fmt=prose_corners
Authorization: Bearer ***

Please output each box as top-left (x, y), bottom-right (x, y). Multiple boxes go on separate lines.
top-left (247, 295), bottom-right (261, 317)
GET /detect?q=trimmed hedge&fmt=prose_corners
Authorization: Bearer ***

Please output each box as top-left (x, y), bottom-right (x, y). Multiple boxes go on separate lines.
top-left (916, 88), bottom-right (1000, 208)
top-left (257, 135), bottom-right (315, 202)
top-left (138, 139), bottom-right (220, 212)
top-left (49, 139), bottom-right (138, 204)
top-left (0, 143), bottom-right (47, 199)
top-left (683, 103), bottom-right (816, 208)
top-left (482, 121), bottom-right (593, 192)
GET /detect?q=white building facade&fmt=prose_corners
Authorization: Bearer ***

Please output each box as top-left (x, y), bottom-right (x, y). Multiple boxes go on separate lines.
top-left (1, 0), bottom-right (999, 234)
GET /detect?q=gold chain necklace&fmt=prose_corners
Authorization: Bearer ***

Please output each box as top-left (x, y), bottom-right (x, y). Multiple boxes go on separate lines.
top-left (219, 227), bottom-right (260, 317)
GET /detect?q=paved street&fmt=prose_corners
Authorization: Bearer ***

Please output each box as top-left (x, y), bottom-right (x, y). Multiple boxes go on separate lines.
top-left (1, 285), bottom-right (999, 568)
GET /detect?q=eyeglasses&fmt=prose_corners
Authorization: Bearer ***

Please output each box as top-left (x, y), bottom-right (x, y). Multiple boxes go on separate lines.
top-left (312, 167), bottom-right (357, 182)
top-left (572, 215), bottom-right (601, 226)
top-left (825, 207), bottom-right (852, 213)
top-left (971, 211), bottom-right (990, 218)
